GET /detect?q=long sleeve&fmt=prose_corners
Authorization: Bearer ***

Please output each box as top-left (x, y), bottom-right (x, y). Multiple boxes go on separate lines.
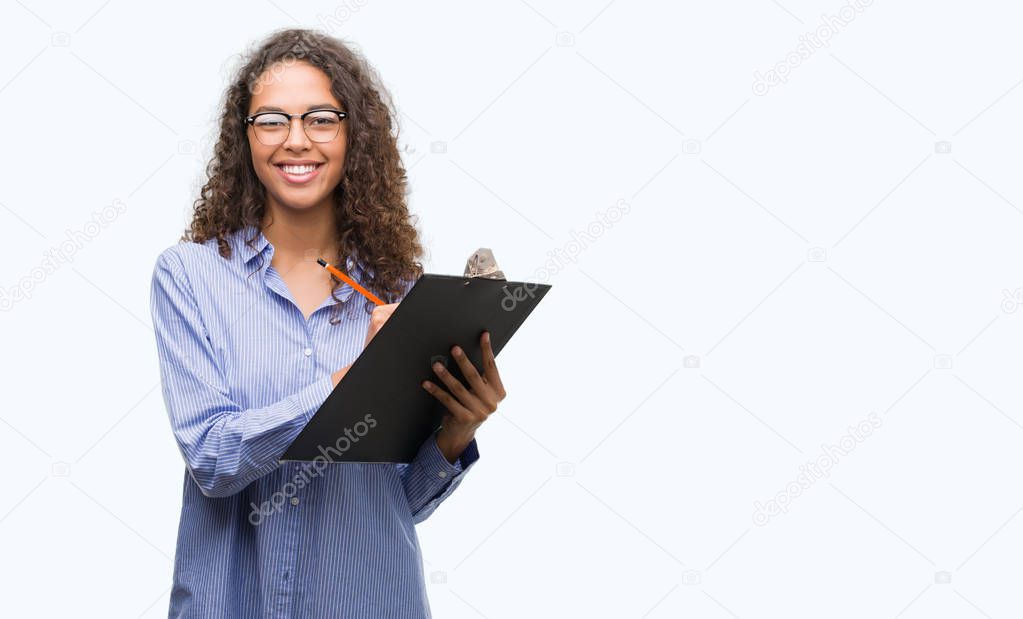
top-left (150, 249), bottom-right (332, 498)
top-left (398, 430), bottom-right (480, 524)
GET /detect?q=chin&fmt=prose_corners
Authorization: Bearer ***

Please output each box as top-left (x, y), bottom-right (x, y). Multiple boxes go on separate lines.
top-left (278, 195), bottom-right (329, 210)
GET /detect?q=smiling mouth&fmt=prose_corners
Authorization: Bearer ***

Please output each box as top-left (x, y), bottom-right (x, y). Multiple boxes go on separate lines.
top-left (274, 163), bottom-right (324, 184)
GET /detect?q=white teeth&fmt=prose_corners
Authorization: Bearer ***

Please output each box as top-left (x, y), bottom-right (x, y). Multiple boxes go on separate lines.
top-left (280, 164), bottom-right (318, 175)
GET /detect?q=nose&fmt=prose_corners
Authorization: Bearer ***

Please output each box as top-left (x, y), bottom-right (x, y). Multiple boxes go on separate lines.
top-left (282, 116), bottom-right (311, 150)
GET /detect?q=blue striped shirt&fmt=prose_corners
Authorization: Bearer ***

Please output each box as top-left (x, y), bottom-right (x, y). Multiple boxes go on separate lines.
top-left (149, 224), bottom-right (479, 618)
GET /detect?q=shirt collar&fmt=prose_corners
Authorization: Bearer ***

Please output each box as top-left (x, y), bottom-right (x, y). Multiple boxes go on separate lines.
top-left (233, 224), bottom-right (368, 303)
top-left (236, 223), bottom-right (270, 265)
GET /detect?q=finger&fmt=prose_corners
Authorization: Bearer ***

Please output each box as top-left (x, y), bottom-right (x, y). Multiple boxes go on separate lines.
top-left (451, 347), bottom-right (497, 413)
top-left (431, 360), bottom-right (479, 410)
top-left (449, 345), bottom-right (495, 409)
top-left (370, 303), bottom-right (397, 325)
top-left (480, 331), bottom-right (506, 400)
top-left (421, 380), bottom-right (475, 422)
top-left (452, 343), bottom-right (491, 394)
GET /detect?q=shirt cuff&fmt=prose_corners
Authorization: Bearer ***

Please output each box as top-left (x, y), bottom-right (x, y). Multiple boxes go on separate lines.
top-left (416, 432), bottom-right (480, 484)
top-left (455, 437), bottom-right (480, 469)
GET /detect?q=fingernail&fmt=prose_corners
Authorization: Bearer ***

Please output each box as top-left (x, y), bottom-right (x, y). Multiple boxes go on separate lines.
top-left (422, 381), bottom-right (431, 389)
top-left (452, 346), bottom-right (462, 356)
top-left (433, 362), bottom-right (444, 372)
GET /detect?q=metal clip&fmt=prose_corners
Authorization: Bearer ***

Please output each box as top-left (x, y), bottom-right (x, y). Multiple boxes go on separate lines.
top-left (463, 248), bottom-right (506, 281)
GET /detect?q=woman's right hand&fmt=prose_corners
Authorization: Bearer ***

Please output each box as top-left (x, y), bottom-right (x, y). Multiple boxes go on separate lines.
top-left (364, 302), bottom-right (399, 348)
top-left (331, 365), bottom-right (351, 388)
top-left (332, 302), bottom-right (400, 388)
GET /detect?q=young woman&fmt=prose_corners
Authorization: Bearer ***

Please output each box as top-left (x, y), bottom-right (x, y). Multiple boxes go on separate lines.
top-left (149, 28), bottom-right (506, 618)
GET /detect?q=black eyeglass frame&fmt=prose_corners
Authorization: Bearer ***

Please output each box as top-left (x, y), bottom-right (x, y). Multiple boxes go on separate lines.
top-left (243, 109), bottom-right (349, 144)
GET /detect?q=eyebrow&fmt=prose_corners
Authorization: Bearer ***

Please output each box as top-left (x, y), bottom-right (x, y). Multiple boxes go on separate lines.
top-left (253, 103), bottom-right (342, 113)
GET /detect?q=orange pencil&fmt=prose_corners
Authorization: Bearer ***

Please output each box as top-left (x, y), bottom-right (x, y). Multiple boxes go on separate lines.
top-left (316, 258), bottom-right (386, 306)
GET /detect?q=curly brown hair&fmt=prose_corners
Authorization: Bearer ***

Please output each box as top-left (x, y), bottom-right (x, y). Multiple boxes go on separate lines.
top-left (182, 27), bottom-right (423, 321)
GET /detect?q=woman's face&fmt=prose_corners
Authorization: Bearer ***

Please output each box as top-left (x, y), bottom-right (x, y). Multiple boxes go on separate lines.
top-left (246, 60), bottom-right (347, 213)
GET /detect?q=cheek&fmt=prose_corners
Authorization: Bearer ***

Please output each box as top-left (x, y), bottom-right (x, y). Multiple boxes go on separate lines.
top-left (249, 154), bottom-right (270, 185)
top-left (327, 136), bottom-right (346, 160)
top-left (247, 140), bottom-right (263, 166)
top-left (247, 141), bottom-right (275, 181)
top-left (326, 144), bottom-right (347, 177)
top-left (328, 130), bottom-right (348, 163)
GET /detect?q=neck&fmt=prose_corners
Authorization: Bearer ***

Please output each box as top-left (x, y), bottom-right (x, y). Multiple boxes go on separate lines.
top-left (260, 200), bottom-right (339, 259)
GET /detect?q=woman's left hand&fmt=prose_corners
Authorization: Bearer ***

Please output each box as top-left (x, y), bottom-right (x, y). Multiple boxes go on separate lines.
top-left (421, 331), bottom-right (506, 463)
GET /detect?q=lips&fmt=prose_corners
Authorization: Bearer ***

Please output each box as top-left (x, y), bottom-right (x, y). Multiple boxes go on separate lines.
top-left (273, 162), bottom-right (324, 185)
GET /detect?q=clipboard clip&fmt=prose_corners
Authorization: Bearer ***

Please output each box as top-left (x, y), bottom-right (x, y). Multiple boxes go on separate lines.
top-left (463, 248), bottom-right (506, 284)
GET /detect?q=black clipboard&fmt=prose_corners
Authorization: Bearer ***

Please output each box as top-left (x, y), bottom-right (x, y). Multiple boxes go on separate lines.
top-left (280, 273), bottom-right (551, 463)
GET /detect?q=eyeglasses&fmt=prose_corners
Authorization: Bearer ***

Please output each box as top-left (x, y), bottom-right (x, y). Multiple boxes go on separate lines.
top-left (244, 109), bottom-right (348, 146)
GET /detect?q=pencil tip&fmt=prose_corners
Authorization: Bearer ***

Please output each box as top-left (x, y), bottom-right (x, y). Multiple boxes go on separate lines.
top-left (316, 258), bottom-right (327, 267)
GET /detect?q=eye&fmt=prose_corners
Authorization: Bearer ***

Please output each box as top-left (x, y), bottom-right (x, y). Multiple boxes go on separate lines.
top-left (306, 112), bottom-right (340, 126)
top-left (254, 114), bottom-right (288, 127)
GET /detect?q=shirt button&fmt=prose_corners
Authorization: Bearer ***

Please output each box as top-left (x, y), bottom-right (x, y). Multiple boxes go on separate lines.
top-left (303, 347), bottom-right (312, 357)
top-left (437, 471), bottom-right (447, 478)
top-left (291, 497), bottom-right (300, 506)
